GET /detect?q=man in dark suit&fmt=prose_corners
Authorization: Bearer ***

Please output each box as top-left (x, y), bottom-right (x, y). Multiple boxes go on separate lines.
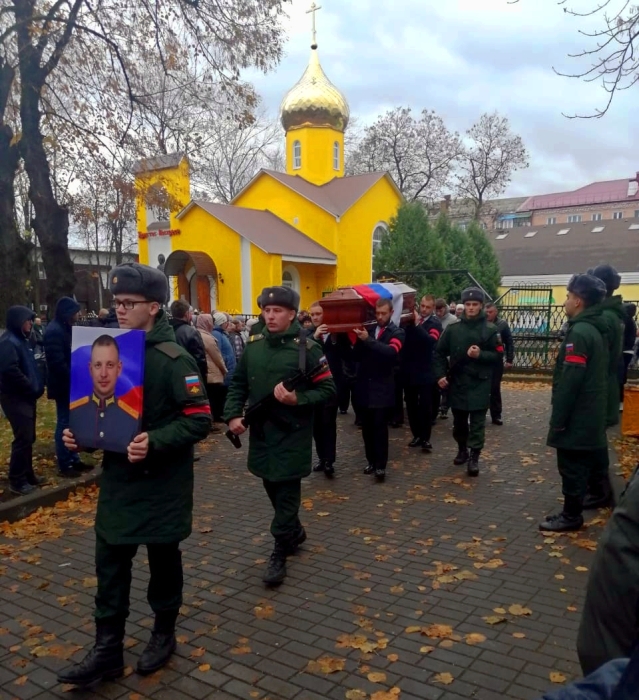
top-left (352, 298), bottom-right (405, 481)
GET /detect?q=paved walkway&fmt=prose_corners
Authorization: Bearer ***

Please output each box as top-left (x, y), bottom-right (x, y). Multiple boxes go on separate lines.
top-left (0, 385), bottom-right (609, 700)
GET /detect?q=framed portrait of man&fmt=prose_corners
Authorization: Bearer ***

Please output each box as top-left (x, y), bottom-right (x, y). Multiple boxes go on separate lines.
top-left (69, 327), bottom-right (145, 453)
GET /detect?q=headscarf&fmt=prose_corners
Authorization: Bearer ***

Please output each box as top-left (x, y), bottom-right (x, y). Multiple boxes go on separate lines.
top-left (195, 313), bottom-right (214, 333)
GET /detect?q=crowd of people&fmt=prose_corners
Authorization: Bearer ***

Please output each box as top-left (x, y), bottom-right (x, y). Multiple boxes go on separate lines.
top-left (0, 261), bottom-right (638, 698)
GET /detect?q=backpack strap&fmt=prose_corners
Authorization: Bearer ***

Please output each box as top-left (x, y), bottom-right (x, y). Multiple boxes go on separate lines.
top-left (297, 329), bottom-right (308, 372)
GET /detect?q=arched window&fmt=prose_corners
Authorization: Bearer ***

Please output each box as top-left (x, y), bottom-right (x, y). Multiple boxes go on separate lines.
top-left (293, 140), bottom-right (302, 170)
top-left (333, 141), bottom-right (340, 171)
top-left (282, 265), bottom-right (300, 292)
top-left (371, 224), bottom-right (388, 279)
top-left (282, 270), bottom-right (294, 288)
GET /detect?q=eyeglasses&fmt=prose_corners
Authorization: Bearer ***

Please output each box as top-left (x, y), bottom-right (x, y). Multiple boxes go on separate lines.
top-left (111, 300), bottom-right (150, 310)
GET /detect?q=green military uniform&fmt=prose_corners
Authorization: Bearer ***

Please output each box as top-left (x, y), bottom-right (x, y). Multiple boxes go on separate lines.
top-left (433, 310), bottom-right (502, 451)
top-left (70, 394), bottom-right (140, 454)
top-left (598, 294), bottom-right (624, 427)
top-left (546, 306), bottom-right (608, 502)
top-left (224, 319), bottom-right (335, 539)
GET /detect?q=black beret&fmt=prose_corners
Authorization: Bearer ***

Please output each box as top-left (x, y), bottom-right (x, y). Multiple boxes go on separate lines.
top-left (587, 264), bottom-right (621, 293)
top-left (460, 287), bottom-right (485, 303)
top-left (260, 286), bottom-right (300, 311)
top-left (567, 274), bottom-right (607, 306)
top-left (109, 263), bottom-right (168, 304)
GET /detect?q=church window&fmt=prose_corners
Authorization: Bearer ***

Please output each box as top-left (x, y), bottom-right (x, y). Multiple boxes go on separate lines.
top-left (282, 265), bottom-right (300, 292)
top-left (293, 141), bottom-right (302, 170)
top-left (282, 271), bottom-right (294, 288)
top-left (333, 142), bottom-right (340, 170)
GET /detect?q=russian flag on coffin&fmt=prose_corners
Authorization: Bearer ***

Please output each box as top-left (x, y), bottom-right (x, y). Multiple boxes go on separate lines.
top-left (352, 283), bottom-right (404, 327)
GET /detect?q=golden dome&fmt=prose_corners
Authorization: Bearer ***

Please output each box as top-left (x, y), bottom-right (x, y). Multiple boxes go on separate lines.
top-left (280, 48), bottom-right (350, 133)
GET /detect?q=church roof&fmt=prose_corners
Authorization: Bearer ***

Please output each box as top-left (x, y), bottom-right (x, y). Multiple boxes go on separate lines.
top-left (177, 201), bottom-right (337, 262)
top-left (491, 218), bottom-right (639, 276)
top-left (233, 169), bottom-right (392, 218)
top-left (132, 153), bottom-right (187, 174)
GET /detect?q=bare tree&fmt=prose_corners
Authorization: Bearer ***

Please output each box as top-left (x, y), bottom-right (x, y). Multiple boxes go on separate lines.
top-left (347, 107), bottom-right (462, 203)
top-left (455, 112), bottom-right (529, 219)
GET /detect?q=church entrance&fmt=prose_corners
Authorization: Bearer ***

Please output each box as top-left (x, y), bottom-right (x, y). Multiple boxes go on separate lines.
top-left (164, 250), bottom-right (218, 313)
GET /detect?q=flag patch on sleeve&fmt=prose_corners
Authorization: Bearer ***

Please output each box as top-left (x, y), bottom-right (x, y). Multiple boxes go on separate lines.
top-left (184, 374), bottom-right (202, 394)
top-left (566, 343), bottom-right (574, 352)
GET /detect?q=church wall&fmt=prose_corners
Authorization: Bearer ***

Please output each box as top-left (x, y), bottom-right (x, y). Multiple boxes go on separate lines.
top-left (233, 175), bottom-right (338, 254)
top-left (285, 127), bottom-right (345, 185)
top-left (336, 177), bottom-right (402, 286)
top-left (250, 246), bottom-right (283, 314)
top-left (285, 262), bottom-right (336, 309)
top-left (177, 207), bottom-right (243, 313)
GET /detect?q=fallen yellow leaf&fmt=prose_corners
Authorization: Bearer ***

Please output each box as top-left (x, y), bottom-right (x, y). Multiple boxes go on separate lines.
top-left (550, 672), bottom-right (567, 684)
top-left (482, 615), bottom-right (507, 625)
top-left (433, 672), bottom-right (454, 685)
top-left (368, 672), bottom-right (387, 683)
top-left (306, 656), bottom-right (346, 674)
top-left (198, 663), bottom-right (210, 672)
top-left (345, 691), bottom-right (367, 700)
top-left (508, 604), bottom-right (532, 617)
top-left (465, 633), bottom-right (486, 645)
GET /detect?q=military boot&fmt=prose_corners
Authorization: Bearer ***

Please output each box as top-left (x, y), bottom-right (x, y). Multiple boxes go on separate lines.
top-left (453, 444), bottom-right (469, 466)
top-left (57, 617), bottom-right (125, 686)
top-left (313, 460), bottom-right (325, 472)
top-left (539, 512), bottom-right (584, 532)
top-left (583, 480), bottom-right (613, 509)
top-left (467, 449), bottom-right (480, 477)
top-left (137, 610), bottom-right (178, 675)
top-left (324, 462), bottom-right (335, 478)
top-left (287, 526), bottom-right (307, 554)
top-left (263, 539), bottom-right (288, 585)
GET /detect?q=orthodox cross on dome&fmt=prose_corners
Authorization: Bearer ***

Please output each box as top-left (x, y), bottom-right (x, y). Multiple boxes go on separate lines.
top-left (306, 1), bottom-right (322, 49)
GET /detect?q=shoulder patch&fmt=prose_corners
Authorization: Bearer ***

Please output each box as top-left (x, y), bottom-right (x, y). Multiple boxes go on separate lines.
top-left (117, 399), bottom-right (140, 420)
top-left (70, 396), bottom-right (90, 410)
top-left (155, 341), bottom-right (182, 359)
top-left (184, 373), bottom-right (204, 396)
top-left (249, 334), bottom-right (264, 343)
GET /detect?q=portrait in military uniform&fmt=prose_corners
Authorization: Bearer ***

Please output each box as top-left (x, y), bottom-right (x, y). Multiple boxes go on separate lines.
top-left (69, 327), bottom-right (145, 453)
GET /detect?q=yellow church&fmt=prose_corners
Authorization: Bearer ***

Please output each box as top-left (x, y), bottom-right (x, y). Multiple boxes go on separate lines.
top-left (135, 19), bottom-right (402, 314)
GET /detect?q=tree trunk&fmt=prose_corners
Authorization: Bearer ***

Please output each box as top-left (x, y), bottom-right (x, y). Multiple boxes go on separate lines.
top-left (15, 3), bottom-right (75, 311)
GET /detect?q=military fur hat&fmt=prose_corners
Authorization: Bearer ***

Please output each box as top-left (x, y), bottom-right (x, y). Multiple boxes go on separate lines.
top-left (460, 287), bottom-right (485, 303)
top-left (260, 286), bottom-right (300, 311)
top-left (587, 264), bottom-right (621, 293)
top-left (567, 274), bottom-right (607, 306)
top-left (109, 263), bottom-right (168, 304)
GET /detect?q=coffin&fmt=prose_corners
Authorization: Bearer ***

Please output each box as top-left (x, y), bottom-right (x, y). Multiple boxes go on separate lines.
top-left (319, 283), bottom-right (416, 333)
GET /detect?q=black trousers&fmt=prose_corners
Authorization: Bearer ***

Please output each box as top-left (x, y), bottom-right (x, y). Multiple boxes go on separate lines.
top-left (336, 375), bottom-right (353, 413)
top-left (404, 384), bottom-right (434, 441)
top-left (362, 407), bottom-right (389, 469)
top-left (557, 447), bottom-right (608, 501)
top-left (490, 361), bottom-right (504, 419)
top-left (0, 395), bottom-right (36, 486)
top-left (95, 534), bottom-right (183, 620)
top-left (392, 377), bottom-right (404, 425)
top-left (452, 408), bottom-right (487, 450)
top-left (262, 479), bottom-right (302, 538)
top-left (313, 402), bottom-right (338, 464)
top-left (209, 384), bottom-right (228, 422)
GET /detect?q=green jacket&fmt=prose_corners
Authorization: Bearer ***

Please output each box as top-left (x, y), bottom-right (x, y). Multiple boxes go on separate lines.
top-left (95, 311), bottom-right (211, 545)
top-left (223, 320), bottom-right (336, 482)
top-left (547, 306), bottom-right (608, 451)
top-left (597, 295), bottom-right (624, 427)
top-left (433, 312), bottom-right (502, 411)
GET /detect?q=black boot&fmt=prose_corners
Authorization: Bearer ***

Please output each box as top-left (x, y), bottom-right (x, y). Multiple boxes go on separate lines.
top-left (363, 464), bottom-right (374, 475)
top-left (286, 526), bottom-right (307, 554)
top-left (453, 445), bottom-right (469, 466)
top-left (324, 462), bottom-right (335, 477)
top-left (583, 480), bottom-right (613, 509)
top-left (467, 449), bottom-right (480, 477)
top-left (421, 441), bottom-right (433, 452)
top-left (313, 460), bottom-right (325, 472)
top-left (408, 437), bottom-right (423, 447)
top-left (263, 539), bottom-right (288, 585)
top-left (539, 495), bottom-right (584, 532)
top-left (57, 617), bottom-right (125, 686)
top-left (374, 467), bottom-right (386, 481)
top-left (137, 610), bottom-right (178, 675)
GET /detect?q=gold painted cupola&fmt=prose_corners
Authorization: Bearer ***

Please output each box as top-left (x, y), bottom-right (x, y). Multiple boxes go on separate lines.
top-left (280, 2), bottom-right (350, 185)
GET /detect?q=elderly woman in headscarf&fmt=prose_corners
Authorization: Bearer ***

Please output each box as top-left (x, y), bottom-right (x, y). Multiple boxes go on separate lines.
top-left (194, 314), bottom-right (227, 429)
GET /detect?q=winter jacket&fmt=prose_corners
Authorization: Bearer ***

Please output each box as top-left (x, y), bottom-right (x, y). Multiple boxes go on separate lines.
top-left (541, 657), bottom-right (628, 699)
top-left (0, 306), bottom-right (42, 400)
top-left (228, 330), bottom-right (245, 363)
top-left (213, 326), bottom-right (236, 386)
top-left (400, 314), bottom-right (443, 386)
top-left (194, 314), bottom-right (226, 384)
top-left (100, 308), bottom-right (119, 328)
top-left (597, 295), bottom-right (625, 427)
top-left (547, 305), bottom-right (608, 451)
top-left (43, 296), bottom-right (80, 402)
top-left (494, 317), bottom-right (515, 364)
top-left (169, 317), bottom-right (208, 382)
top-left (440, 313), bottom-right (459, 331)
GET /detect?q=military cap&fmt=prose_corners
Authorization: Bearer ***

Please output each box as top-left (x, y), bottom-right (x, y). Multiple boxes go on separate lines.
top-left (260, 286), bottom-right (300, 311)
top-left (109, 263), bottom-right (168, 304)
top-left (587, 264), bottom-right (621, 293)
top-left (460, 287), bottom-right (485, 303)
top-left (568, 273), bottom-right (607, 306)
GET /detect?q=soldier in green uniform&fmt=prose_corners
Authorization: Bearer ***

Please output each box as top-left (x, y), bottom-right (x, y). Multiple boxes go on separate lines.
top-left (70, 335), bottom-right (140, 452)
top-left (57, 263), bottom-right (211, 688)
top-left (540, 273), bottom-right (608, 533)
top-left (434, 287), bottom-right (503, 477)
top-left (224, 286), bottom-right (335, 586)
top-left (584, 264), bottom-right (625, 509)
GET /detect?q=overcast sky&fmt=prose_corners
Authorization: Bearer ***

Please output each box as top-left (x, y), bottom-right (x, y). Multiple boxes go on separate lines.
top-left (246, 0), bottom-right (636, 198)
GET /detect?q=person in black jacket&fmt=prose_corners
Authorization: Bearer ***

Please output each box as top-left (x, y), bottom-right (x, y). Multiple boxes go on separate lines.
top-left (485, 303), bottom-right (515, 426)
top-left (352, 298), bottom-right (405, 481)
top-left (44, 296), bottom-right (92, 478)
top-left (0, 306), bottom-right (45, 495)
top-left (169, 300), bottom-right (208, 382)
top-left (401, 295), bottom-right (443, 451)
top-left (620, 303), bottom-right (637, 409)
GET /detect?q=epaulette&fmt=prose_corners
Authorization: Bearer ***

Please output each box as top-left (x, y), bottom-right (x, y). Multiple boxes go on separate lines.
top-left (155, 341), bottom-right (182, 359)
top-left (70, 396), bottom-right (90, 410)
top-left (118, 399), bottom-right (140, 420)
top-left (293, 337), bottom-right (314, 349)
top-left (249, 334), bottom-right (265, 343)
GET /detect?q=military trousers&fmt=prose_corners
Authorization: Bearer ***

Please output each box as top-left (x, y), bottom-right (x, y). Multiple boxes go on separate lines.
top-left (94, 534), bottom-right (183, 620)
top-left (313, 401), bottom-right (338, 464)
top-left (262, 479), bottom-right (302, 539)
top-left (557, 447), bottom-right (609, 501)
top-left (452, 409), bottom-right (487, 451)
top-left (361, 407), bottom-right (389, 470)
top-left (0, 396), bottom-right (36, 487)
top-left (404, 384), bottom-right (434, 442)
top-left (490, 361), bottom-right (504, 420)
